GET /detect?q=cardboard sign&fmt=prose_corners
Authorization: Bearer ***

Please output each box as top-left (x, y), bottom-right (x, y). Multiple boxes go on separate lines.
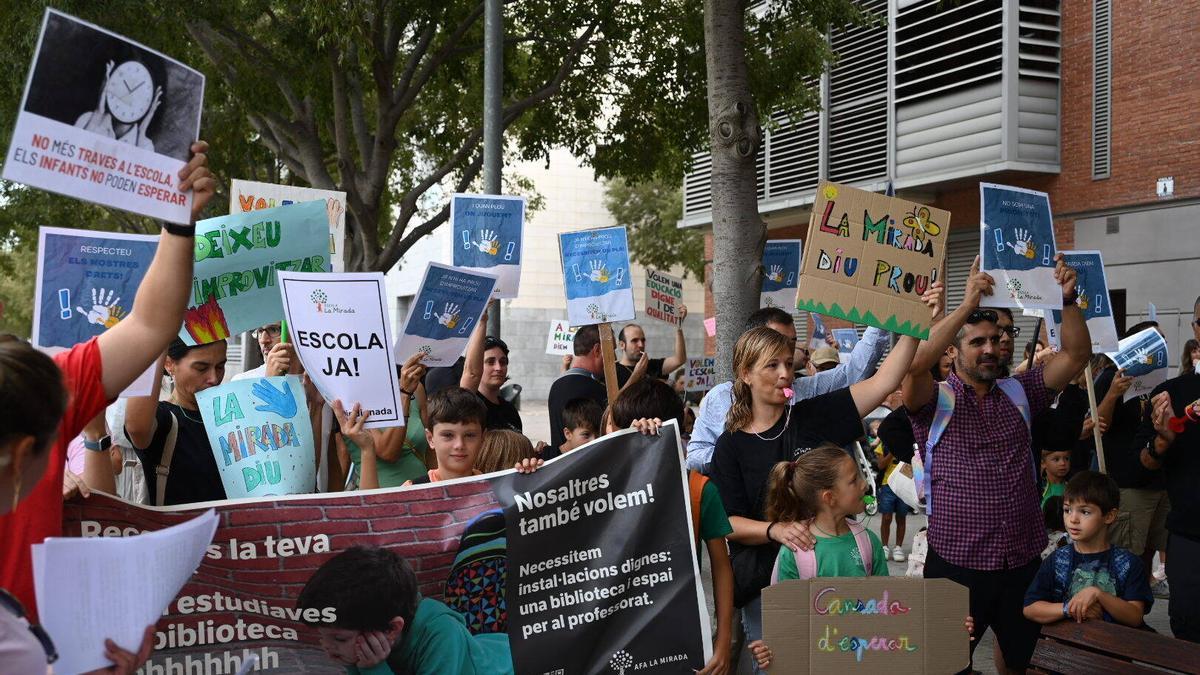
top-left (797, 182), bottom-right (949, 339)
top-left (3, 9), bottom-right (204, 224)
top-left (195, 375), bottom-right (316, 499)
top-left (32, 226), bottom-right (158, 397)
top-left (278, 271), bottom-right (404, 428)
top-left (684, 357), bottom-right (716, 392)
top-left (545, 319), bottom-right (578, 356)
top-left (394, 262), bottom-right (497, 367)
top-left (558, 226), bottom-right (635, 326)
top-left (809, 313), bottom-right (829, 350)
top-left (182, 200), bottom-right (330, 345)
top-left (1105, 327), bottom-right (1169, 401)
top-left (645, 268), bottom-right (685, 326)
top-left (762, 578), bottom-right (969, 674)
top-left (1047, 251), bottom-right (1118, 352)
top-left (761, 240), bottom-right (802, 311)
top-left (230, 179), bottom-right (347, 273)
top-left (451, 193), bottom-right (525, 299)
top-left (980, 183), bottom-right (1059, 311)
top-left (832, 328), bottom-right (860, 353)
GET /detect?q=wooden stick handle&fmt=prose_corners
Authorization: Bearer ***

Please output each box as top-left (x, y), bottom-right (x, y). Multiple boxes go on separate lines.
top-left (1084, 362), bottom-right (1107, 473)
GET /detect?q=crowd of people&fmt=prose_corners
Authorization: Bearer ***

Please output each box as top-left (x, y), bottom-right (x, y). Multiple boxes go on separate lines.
top-left (3, 143), bottom-right (1200, 675)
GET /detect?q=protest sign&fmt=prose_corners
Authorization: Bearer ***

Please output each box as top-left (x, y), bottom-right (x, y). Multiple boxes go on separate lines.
top-left (230, 179), bottom-right (347, 273)
top-left (1105, 327), bottom-right (1169, 401)
top-left (684, 357), bottom-right (716, 392)
top-left (558, 226), bottom-right (635, 326)
top-left (545, 319), bottom-right (578, 356)
top-left (979, 183), bottom-right (1059, 311)
top-left (762, 577), bottom-right (969, 674)
top-left (195, 375), bottom-right (316, 499)
top-left (809, 313), bottom-right (829, 350)
top-left (62, 422), bottom-right (709, 673)
top-left (761, 240), bottom-right (802, 311)
top-left (832, 328), bottom-right (860, 353)
top-left (703, 316), bottom-right (717, 337)
top-left (395, 262), bottom-right (497, 367)
top-left (797, 182), bottom-right (949, 339)
top-left (32, 226), bottom-right (158, 397)
top-left (182, 200), bottom-right (330, 345)
top-left (645, 269), bottom-right (685, 326)
top-left (279, 271), bottom-right (403, 428)
top-left (451, 193), bottom-right (525, 299)
top-left (3, 9), bottom-right (204, 224)
top-left (1046, 251), bottom-right (1118, 352)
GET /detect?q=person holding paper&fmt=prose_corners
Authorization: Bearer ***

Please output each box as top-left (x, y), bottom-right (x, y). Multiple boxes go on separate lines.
top-left (460, 310), bottom-right (522, 433)
top-left (232, 322), bottom-right (296, 381)
top-left (0, 141), bottom-right (213, 663)
top-left (614, 314), bottom-right (688, 389)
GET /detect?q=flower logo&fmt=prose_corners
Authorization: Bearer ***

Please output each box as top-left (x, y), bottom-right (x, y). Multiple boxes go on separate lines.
top-left (609, 650), bottom-right (634, 674)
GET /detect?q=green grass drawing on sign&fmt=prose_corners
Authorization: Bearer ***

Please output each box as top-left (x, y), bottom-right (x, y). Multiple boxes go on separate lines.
top-left (796, 298), bottom-right (930, 340)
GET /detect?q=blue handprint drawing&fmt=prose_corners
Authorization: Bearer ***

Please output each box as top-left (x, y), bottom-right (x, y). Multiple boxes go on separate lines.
top-left (251, 378), bottom-right (298, 418)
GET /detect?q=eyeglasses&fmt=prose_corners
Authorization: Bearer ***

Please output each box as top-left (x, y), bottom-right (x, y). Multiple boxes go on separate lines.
top-left (0, 589), bottom-right (56, 664)
top-left (1001, 326), bottom-right (1021, 338)
top-left (966, 309), bottom-right (999, 324)
top-left (252, 325), bottom-right (282, 339)
top-left (1193, 319), bottom-right (1200, 328)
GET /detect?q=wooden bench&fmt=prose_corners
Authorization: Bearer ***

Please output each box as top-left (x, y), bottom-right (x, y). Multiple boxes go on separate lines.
top-left (1029, 620), bottom-right (1200, 674)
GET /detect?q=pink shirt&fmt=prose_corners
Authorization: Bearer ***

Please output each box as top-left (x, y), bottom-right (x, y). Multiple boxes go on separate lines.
top-left (65, 435), bottom-right (86, 476)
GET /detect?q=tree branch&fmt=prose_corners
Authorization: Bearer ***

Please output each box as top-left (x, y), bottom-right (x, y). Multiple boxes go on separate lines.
top-left (381, 153), bottom-right (485, 271)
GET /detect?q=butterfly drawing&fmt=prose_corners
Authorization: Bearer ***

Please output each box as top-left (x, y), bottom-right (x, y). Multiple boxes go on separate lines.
top-left (902, 206), bottom-right (941, 242)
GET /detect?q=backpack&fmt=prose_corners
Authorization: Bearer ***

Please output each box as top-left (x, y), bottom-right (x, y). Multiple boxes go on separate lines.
top-left (769, 518), bottom-right (874, 583)
top-left (923, 379), bottom-right (1032, 514)
top-left (444, 509), bottom-right (508, 635)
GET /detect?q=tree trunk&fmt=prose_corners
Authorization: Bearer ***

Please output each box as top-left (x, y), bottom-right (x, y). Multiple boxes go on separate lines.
top-left (704, 0), bottom-right (765, 382)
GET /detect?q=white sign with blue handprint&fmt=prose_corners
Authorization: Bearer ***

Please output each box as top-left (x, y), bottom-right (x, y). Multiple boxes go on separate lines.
top-left (558, 226), bottom-right (635, 327)
top-left (32, 226), bottom-right (159, 397)
top-left (196, 375), bottom-right (317, 499)
top-left (980, 183), bottom-right (1059, 310)
top-left (394, 262), bottom-right (498, 366)
top-left (1105, 327), bottom-right (1169, 402)
top-left (832, 328), bottom-right (860, 354)
top-left (760, 240), bottom-right (802, 312)
top-left (451, 193), bottom-right (525, 299)
top-left (1046, 251), bottom-right (1117, 352)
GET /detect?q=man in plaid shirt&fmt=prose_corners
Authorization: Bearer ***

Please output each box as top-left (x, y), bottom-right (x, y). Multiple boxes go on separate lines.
top-left (903, 255), bottom-right (1092, 674)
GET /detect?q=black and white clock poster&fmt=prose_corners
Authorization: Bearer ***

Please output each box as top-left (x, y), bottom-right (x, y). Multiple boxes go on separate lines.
top-left (3, 9), bottom-right (205, 224)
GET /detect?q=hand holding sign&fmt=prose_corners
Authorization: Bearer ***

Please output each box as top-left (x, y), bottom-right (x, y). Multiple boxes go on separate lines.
top-left (964, 255), bottom-right (995, 308)
top-left (251, 378), bottom-right (298, 418)
top-left (1053, 253), bottom-right (1078, 303)
top-left (399, 352), bottom-right (427, 394)
top-left (180, 140), bottom-right (216, 223)
top-left (332, 399), bottom-right (374, 455)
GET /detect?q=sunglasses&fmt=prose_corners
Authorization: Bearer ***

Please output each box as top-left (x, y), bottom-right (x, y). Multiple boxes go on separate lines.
top-left (966, 309), bottom-right (998, 324)
top-left (0, 589), bottom-right (56, 664)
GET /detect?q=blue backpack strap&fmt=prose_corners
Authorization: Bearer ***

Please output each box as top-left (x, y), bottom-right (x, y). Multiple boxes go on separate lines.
top-left (996, 378), bottom-right (1032, 430)
top-left (923, 382), bottom-right (956, 515)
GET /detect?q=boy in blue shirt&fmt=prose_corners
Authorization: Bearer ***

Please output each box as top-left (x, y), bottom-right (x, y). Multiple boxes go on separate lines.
top-left (1023, 471), bottom-right (1153, 627)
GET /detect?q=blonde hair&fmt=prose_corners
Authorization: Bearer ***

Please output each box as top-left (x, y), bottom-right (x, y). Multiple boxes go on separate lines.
top-left (724, 326), bottom-right (793, 432)
top-left (475, 430), bottom-right (536, 473)
top-left (765, 445), bottom-right (853, 523)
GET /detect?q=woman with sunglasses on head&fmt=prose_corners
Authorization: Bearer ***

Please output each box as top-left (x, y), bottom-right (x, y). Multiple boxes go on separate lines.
top-left (0, 142), bottom-right (214, 672)
top-left (460, 309), bottom-right (523, 433)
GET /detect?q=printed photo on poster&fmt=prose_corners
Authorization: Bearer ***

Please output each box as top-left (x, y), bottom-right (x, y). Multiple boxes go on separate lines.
top-left (394, 262), bottom-right (497, 367)
top-left (558, 227), bottom-right (635, 326)
top-left (230, 179), bottom-right (347, 273)
top-left (451, 193), bottom-right (525, 299)
top-left (1047, 251), bottom-right (1118, 352)
top-left (645, 268), bottom-right (684, 326)
top-left (1106, 327), bottom-right (1169, 401)
top-left (760, 240), bottom-right (802, 311)
top-left (545, 319), bottom-right (578, 356)
top-left (979, 183), bottom-right (1059, 311)
top-left (3, 9), bottom-right (205, 223)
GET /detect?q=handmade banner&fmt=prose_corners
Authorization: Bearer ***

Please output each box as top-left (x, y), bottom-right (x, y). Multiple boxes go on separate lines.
top-left (762, 578), bottom-right (969, 674)
top-left (809, 313), bottom-right (829, 350)
top-left (684, 357), bottom-right (716, 393)
top-left (797, 182), bottom-right (949, 339)
top-left (395, 262), bottom-right (497, 367)
top-left (1105, 327), bottom-right (1169, 401)
top-left (451, 193), bottom-right (525, 299)
top-left (62, 422), bottom-right (709, 673)
top-left (279, 271), bottom-right (404, 428)
top-left (979, 183), bottom-right (1059, 311)
top-left (195, 375), bottom-right (317, 499)
top-left (558, 226), bottom-right (635, 326)
top-left (3, 9), bottom-right (204, 223)
top-left (645, 268), bottom-right (685, 326)
top-left (545, 319), bottom-right (578, 356)
top-left (1046, 251), bottom-right (1118, 352)
top-left (32, 226), bottom-right (158, 397)
top-left (183, 200), bottom-right (330, 345)
top-left (230, 179), bottom-right (347, 273)
top-left (761, 240), bottom-right (802, 311)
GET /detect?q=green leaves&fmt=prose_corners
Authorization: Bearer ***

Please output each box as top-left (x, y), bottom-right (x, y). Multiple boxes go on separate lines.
top-left (603, 177), bottom-right (703, 280)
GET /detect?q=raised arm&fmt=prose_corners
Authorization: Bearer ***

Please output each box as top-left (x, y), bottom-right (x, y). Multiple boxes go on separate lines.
top-left (459, 309), bottom-right (487, 392)
top-left (793, 325), bottom-right (890, 399)
top-left (80, 411), bottom-right (117, 495)
top-left (849, 335), bottom-right (918, 417)
top-left (1041, 254), bottom-right (1091, 392)
top-left (124, 355), bottom-right (166, 450)
top-left (661, 305), bottom-right (688, 373)
top-left (97, 142), bottom-right (215, 400)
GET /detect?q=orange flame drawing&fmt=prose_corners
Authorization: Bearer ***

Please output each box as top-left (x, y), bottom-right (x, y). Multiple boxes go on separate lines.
top-left (183, 294), bottom-right (231, 344)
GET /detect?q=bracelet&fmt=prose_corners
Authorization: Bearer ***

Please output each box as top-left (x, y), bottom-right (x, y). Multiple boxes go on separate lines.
top-left (162, 222), bottom-right (196, 238)
top-left (83, 435), bottom-right (111, 452)
top-left (765, 521), bottom-right (777, 543)
top-left (1062, 291), bottom-right (1079, 307)
top-left (399, 388), bottom-right (413, 397)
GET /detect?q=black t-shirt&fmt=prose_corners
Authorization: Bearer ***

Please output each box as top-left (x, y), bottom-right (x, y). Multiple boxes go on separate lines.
top-left (1135, 374), bottom-right (1200, 539)
top-left (424, 357), bottom-right (465, 397)
top-left (128, 402), bottom-right (227, 506)
top-left (1032, 383), bottom-right (1091, 477)
top-left (1096, 367), bottom-right (1164, 489)
top-left (614, 357), bottom-right (666, 390)
top-left (877, 406), bottom-right (917, 464)
top-left (546, 370), bottom-right (607, 457)
top-left (478, 391), bottom-right (523, 432)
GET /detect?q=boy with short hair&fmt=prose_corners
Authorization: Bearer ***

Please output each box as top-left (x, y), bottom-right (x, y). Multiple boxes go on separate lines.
top-left (559, 397), bottom-right (603, 454)
top-left (404, 387), bottom-right (487, 485)
top-left (1040, 448), bottom-right (1071, 508)
top-left (1023, 471), bottom-right (1153, 627)
top-left (297, 546), bottom-right (512, 674)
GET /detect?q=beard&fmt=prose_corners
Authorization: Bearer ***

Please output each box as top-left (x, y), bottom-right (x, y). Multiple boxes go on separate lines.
top-left (959, 355), bottom-right (1002, 382)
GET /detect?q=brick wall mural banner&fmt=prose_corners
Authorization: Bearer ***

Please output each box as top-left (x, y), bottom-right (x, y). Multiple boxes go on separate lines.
top-left (62, 422), bottom-right (710, 674)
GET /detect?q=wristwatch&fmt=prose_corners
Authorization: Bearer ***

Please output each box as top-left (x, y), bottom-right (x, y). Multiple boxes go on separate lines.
top-left (83, 435), bottom-right (112, 452)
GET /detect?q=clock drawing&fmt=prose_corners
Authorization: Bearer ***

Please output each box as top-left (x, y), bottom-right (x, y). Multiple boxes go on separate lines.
top-left (104, 61), bottom-right (155, 123)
